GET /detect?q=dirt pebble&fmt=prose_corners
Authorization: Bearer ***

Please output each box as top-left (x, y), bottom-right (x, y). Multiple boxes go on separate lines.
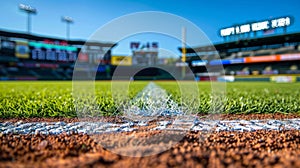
top-left (1, 130), bottom-right (300, 167)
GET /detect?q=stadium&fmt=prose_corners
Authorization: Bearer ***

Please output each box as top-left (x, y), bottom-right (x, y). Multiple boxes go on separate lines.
top-left (1, 1), bottom-right (300, 168)
top-left (1, 20), bottom-right (300, 82)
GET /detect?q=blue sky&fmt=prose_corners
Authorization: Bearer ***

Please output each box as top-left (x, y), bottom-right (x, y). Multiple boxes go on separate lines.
top-left (1, 0), bottom-right (300, 57)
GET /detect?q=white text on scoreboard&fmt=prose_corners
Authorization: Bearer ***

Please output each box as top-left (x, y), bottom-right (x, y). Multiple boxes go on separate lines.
top-left (220, 16), bottom-right (292, 37)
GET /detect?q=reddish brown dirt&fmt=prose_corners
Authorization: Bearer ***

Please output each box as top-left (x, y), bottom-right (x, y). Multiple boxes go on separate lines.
top-left (1, 113), bottom-right (300, 167)
top-left (1, 130), bottom-right (300, 168)
top-left (1, 113), bottom-right (299, 123)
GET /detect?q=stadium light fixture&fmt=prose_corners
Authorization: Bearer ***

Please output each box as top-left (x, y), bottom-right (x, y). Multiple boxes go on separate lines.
top-left (62, 16), bottom-right (74, 40)
top-left (19, 4), bottom-right (37, 34)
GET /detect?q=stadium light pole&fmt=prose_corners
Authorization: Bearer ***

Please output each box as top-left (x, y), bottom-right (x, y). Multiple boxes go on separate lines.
top-left (62, 16), bottom-right (74, 40)
top-left (181, 27), bottom-right (186, 79)
top-left (19, 4), bottom-right (37, 34)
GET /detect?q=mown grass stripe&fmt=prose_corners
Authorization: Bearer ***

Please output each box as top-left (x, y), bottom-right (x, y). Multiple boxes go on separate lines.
top-left (122, 82), bottom-right (183, 121)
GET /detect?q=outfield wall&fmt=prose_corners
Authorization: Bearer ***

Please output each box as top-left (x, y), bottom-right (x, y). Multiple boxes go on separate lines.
top-left (230, 74), bottom-right (300, 82)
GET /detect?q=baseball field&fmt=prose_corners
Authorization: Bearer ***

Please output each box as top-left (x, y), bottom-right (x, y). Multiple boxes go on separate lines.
top-left (1, 81), bottom-right (300, 167)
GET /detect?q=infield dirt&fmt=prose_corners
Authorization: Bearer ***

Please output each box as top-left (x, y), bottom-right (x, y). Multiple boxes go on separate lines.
top-left (1, 130), bottom-right (300, 168)
top-left (1, 113), bottom-right (300, 168)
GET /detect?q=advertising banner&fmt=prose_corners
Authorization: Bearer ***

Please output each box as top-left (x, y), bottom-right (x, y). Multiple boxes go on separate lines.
top-left (209, 58), bottom-right (244, 65)
top-left (111, 56), bottom-right (132, 66)
top-left (229, 58), bottom-right (244, 64)
top-left (279, 53), bottom-right (300, 61)
top-left (191, 60), bottom-right (207, 66)
top-left (209, 53), bottom-right (300, 66)
top-left (209, 59), bottom-right (225, 65)
top-left (244, 55), bottom-right (280, 63)
top-left (78, 53), bottom-right (89, 62)
top-left (270, 76), bottom-right (296, 83)
top-left (15, 41), bottom-right (29, 59)
top-left (217, 76), bottom-right (235, 82)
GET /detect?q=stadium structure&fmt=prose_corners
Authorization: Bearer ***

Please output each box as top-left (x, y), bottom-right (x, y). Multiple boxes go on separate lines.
top-left (0, 29), bottom-right (114, 80)
top-left (0, 15), bottom-right (300, 81)
top-left (179, 16), bottom-right (300, 82)
top-left (179, 32), bottom-right (300, 82)
top-left (0, 29), bottom-right (180, 80)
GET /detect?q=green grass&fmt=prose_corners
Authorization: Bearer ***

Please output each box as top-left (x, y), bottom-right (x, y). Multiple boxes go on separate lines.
top-left (0, 81), bottom-right (300, 118)
top-left (0, 81), bottom-right (147, 118)
top-left (224, 82), bottom-right (300, 114)
top-left (157, 82), bottom-right (300, 114)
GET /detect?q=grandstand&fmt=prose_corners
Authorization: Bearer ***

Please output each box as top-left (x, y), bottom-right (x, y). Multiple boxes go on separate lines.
top-left (179, 32), bottom-right (300, 81)
top-left (0, 29), bottom-right (183, 80)
top-left (0, 29), bottom-right (115, 80)
top-left (1, 27), bottom-right (300, 81)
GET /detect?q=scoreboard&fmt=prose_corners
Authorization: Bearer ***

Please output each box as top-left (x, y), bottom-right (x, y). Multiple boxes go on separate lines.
top-left (29, 41), bottom-right (78, 62)
top-left (220, 16), bottom-right (292, 37)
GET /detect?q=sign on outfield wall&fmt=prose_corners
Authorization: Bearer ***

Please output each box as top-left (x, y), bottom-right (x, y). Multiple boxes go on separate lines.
top-left (209, 53), bottom-right (300, 65)
top-left (270, 76), bottom-right (296, 83)
top-left (217, 76), bottom-right (235, 82)
top-left (220, 16), bottom-right (293, 37)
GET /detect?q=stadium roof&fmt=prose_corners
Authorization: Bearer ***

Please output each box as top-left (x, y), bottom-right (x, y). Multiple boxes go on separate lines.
top-left (0, 29), bottom-right (116, 48)
top-left (178, 32), bottom-right (300, 53)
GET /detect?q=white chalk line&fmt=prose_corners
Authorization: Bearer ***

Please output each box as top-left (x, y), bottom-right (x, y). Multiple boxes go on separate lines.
top-left (1, 118), bottom-right (300, 135)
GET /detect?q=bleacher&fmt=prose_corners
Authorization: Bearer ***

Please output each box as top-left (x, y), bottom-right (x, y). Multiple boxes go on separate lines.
top-left (7, 69), bottom-right (33, 77)
top-left (32, 69), bottom-right (61, 80)
top-left (179, 32), bottom-right (300, 77)
top-left (0, 29), bottom-right (115, 81)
